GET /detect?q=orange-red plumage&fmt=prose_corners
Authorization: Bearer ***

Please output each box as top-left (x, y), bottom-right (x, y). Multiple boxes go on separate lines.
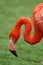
top-left (9, 3), bottom-right (43, 56)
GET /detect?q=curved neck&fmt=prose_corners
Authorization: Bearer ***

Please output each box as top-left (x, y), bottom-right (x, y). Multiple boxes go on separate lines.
top-left (10, 17), bottom-right (42, 45)
top-left (14, 17), bottom-right (31, 30)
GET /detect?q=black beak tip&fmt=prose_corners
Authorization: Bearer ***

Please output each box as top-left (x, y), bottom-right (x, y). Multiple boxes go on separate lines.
top-left (9, 49), bottom-right (18, 57)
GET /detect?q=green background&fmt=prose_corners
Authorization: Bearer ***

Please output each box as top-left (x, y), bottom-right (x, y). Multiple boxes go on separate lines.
top-left (0, 0), bottom-right (43, 65)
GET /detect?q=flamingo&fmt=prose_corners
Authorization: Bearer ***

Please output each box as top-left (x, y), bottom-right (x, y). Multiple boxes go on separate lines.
top-left (9, 3), bottom-right (43, 57)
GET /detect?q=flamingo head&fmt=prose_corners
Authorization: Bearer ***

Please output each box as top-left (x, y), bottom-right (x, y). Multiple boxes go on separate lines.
top-left (9, 30), bottom-right (18, 57)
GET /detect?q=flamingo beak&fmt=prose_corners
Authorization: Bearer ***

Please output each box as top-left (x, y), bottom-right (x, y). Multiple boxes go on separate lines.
top-left (9, 39), bottom-right (18, 57)
top-left (9, 49), bottom-right (18, 57)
